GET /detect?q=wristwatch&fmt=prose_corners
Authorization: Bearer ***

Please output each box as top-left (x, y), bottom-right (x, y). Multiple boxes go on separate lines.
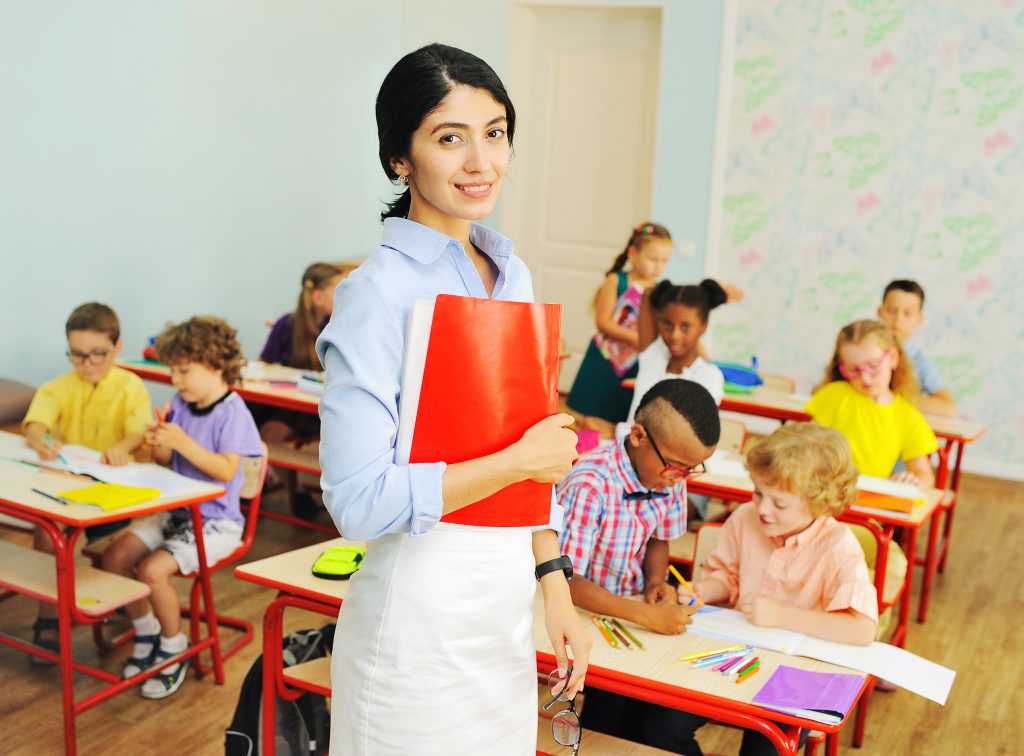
top-left (535, 555), bottom-right (573, 582)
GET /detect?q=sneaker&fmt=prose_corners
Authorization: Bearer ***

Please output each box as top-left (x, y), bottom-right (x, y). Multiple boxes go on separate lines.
top-left (122, 633), bottom-right (162, 678)
top-left (140, 651), bottom-right (191, 700)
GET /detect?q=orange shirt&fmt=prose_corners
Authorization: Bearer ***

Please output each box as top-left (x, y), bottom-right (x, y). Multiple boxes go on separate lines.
top-left (704, 503), bottom-right (878, 625)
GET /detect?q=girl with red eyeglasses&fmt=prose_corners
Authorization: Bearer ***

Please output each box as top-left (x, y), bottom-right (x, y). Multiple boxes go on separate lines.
top-left (806, 319), bottom-right (938, 488)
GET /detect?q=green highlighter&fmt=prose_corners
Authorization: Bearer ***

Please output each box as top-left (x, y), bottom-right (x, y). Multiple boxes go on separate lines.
top-left (311, 546), bottom-right (366, 580)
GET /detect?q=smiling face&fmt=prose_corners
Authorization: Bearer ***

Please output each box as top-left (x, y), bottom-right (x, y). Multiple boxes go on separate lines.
top-left (169, 360), bottom-right (228, 408)
top-left (390, 85), bottom-right (510, 236)
top-left (750, 475), bottom-right (815, 539)
top-left (838, 335), bottom-right (897, 402)
top-left (629, 238), bottom-right (672, 283)
top-left (656, 302), bottom-right (707, 364)
top-left (877, 289), bottom-right (924, 341)
top-left (66, 330), bottom-right (122, 385)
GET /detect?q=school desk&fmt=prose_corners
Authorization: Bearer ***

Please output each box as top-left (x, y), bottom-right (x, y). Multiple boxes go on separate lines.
top-left (0, 430), bottom-right (225, 756)
top-left (118, 359), bottom-right (320, 414)
top-left (534, 594), bottom-right (869, 756)
top-left (688, 453), bottom-right (947, 647)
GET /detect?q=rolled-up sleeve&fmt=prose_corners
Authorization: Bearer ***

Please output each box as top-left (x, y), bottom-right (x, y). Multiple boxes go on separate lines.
top-left (316, 276), bottom-right (446, 540)
top-left (703, 515), bottom-right (742, 605)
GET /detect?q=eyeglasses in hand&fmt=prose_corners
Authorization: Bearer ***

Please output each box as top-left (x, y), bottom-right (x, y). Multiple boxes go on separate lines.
top-left (543, 665), bottom-right (581, 754)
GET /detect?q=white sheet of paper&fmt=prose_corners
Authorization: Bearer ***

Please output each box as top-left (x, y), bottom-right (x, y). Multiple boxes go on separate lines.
top-left (689, 607), bottom-right (955, 705)
top-left (856, 474), bottom-right (925, 501)
top-left (705, 454), bottom-right (749, 479)
top-left (395, 299), bottom-right (435, 465)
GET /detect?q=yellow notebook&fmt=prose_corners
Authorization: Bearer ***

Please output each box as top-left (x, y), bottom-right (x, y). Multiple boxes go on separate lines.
top-left (59, 483), bottom-right (160, 512)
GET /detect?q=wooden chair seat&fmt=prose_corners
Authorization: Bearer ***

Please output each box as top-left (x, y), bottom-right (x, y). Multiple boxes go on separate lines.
top-left (0, 540), bottom-right (149, 617)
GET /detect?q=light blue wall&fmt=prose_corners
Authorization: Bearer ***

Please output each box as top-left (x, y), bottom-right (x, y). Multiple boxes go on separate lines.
top-left (1, 1), bottom-right (724, 390)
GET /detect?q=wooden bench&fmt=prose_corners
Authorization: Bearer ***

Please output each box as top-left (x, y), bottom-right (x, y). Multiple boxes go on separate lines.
top-left (0, 540), bottom-right (149, 617)
top-left (266, 441), bottom-right (321, 476)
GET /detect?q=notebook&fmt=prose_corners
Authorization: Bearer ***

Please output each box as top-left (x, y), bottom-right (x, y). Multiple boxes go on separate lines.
top-left (852, 475), bottom-right (926, 516)
top-left (58, 483), bottom-right (160, 512)
top-left (689, 608), bottom-right (955, 704)
top-left (396, 295), bottom-right (561, 527)
top-left (752, 665), bottom-right (863, 724)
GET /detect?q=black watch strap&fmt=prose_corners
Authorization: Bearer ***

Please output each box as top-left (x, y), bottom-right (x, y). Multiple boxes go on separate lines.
top-left (535, 555), bottom-right (573, 582)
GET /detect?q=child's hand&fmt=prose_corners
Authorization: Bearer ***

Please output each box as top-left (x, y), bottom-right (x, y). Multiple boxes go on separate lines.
top-left (723, 283), bottom-right (745, 303)
top-left (515, 414), bottom-right (579, 484)
top-left (644, 581), bottom-right (676, 605)
top-left (148, 422), bottom-right (188, 453)
top-left (101, 446), bottom-right (130, 466)
top-left (643, 599), bottom-right (697, 635)
top-left (676, 583), bottom-right (700, 607)
top-left (29, 436), bottom-right (61, 461)
top-left (740, 594), bottom-right (783, 627)
top-left (889, 470), bottom-right (921, 486)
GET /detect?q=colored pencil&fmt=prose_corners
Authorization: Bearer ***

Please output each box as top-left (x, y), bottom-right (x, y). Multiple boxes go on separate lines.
top-left (591, 615), bottom-right (618, 647)
top-left (668, 564), bottom-right (704, 606)
top-left (727, 652), bottom-right (756, 675)
top-left (681, 644), bottom-right (746, 661)
top-left (609, 618), bottom-right (645, 651)
top-left (602, 619), bottom-right (632, 650)
top-left (719, 654), bottom-right (745, 673)
top-left (736, 662), bottom-right (761, 684)
top-left (693, 647), bottom-right (753, 668)
top-left (735, 656), bottom-right (760, 676)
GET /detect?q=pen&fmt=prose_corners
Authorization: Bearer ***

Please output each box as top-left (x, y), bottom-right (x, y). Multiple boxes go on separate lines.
top-left (668, 564), bottom-right (703, 607)
top-left (32, 488), bottom-right (68, 506)
top-left (44, 434), bottom-right (69, 467)
top-left (681, 644), bottom-right (747, 662)
top-left (591, 615), bottom-right (618, 648)
top-left (610, 618), bottom-right (645, 651)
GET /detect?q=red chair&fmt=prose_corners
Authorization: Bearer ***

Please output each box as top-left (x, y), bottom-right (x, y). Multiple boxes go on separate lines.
top-left (88, 445), bottom-right (269, 676)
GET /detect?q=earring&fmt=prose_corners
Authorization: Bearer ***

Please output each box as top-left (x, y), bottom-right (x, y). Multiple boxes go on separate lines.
top-left (397, 174), bottom-right (408, 186)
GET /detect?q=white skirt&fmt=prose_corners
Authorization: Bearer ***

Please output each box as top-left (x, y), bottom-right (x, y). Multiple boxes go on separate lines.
top-left (329, 523), bottom-right (538, 755)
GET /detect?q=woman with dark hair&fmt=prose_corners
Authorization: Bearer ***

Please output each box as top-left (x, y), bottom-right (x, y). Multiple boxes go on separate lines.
top-left (315, 44), bottom-right (591, 754)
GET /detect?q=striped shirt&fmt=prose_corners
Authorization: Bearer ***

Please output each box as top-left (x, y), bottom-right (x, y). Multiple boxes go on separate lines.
top-left (557, 440), bottom-right (686, 596)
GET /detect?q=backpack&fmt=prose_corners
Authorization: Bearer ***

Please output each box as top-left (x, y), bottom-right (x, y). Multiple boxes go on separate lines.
top-left (225, 623), bottom-right (335, 756)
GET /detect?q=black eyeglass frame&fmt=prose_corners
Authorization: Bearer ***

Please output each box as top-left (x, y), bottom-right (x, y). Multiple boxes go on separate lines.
top-left (543, 665), bottom-right (582, 755)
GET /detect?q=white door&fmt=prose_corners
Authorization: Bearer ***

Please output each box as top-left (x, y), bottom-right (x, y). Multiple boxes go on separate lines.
top-left (502, 4), bottom-right (662, 391)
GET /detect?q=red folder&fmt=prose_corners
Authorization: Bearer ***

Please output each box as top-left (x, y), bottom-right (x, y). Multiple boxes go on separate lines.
top-left (408, 295), bottom-right (561, 527)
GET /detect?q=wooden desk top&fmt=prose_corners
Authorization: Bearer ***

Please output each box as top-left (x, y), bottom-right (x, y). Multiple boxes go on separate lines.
top-left (691, 451), bottom-right (943, 528)
top-left (119, 359), bottom-right (320, 414)
top-left (234, 537), bottom-right (363, 606)
top-left (0, 431), bottom-right (224, 527)
top-left (533, 593), bottom-right (866, 729)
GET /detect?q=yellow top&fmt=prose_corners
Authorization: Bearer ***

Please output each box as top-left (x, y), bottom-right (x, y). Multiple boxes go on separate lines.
top-left (22, 367), bottom-right (152, 451)
top-left (805, 381), bottom-right (938, 477)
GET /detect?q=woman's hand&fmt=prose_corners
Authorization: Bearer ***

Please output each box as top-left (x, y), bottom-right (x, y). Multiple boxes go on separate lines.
top-left (515, 414), bottom-right (578, 484)
top-left (543, 586), bottom-right (592, 699)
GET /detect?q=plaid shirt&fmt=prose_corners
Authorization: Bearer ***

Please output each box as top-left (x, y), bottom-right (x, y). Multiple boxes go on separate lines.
top-left (557, 440), bottom-right (686, 596)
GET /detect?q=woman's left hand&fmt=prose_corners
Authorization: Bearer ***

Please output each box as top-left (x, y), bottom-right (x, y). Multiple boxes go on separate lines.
top-left (543, 588), bottom-right (592, 699)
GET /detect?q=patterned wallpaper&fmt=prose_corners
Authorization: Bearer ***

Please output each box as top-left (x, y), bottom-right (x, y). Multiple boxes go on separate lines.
top-left (711, 0), bottom-right (1024, 475)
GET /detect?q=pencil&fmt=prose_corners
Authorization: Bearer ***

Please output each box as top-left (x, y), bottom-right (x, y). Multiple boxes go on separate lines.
top-left (31, 488), bottom-right (68, 506)
top-left (44, 434), bottom-right (69, 467)
top-left (736, 662), bottom-right (761, 684)
top-left (591, 615), bottom-right (618, 647)
top-left (681, 644), bottom-right (746, 661)
top-left (610, 618), bottom-right (645, 651)
top-left (668, 564), bottom-right (704, 607)
top-left (601, 618), bottom-right (632, 650)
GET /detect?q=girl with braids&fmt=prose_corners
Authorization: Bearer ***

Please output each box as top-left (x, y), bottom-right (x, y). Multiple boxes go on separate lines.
top-left (315, 44), bottom-right (589, 754)
top-left (566, 222), bottom-right (671, 428)
top-left (807, 319), bottom-right (938, 488)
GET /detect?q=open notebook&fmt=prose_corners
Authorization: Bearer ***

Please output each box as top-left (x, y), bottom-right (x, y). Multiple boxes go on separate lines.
top-left (690, 608), bottom-right (955, 705)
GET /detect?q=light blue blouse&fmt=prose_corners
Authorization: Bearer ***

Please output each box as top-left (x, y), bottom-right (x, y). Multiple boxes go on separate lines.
top-left (902, 337), bottom-right (945, 395)
top-left (316, 218), bottom-right (562, 540)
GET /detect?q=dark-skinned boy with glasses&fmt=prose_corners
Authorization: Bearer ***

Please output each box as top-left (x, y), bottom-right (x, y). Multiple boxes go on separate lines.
top-left (557, 379), bottom-right (720, 747)
top-left (21, 302), bottom-right (152, 662)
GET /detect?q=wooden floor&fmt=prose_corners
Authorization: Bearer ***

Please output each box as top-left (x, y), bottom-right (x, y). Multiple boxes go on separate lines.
top-left (1, 473), bottom-right (1021, 755)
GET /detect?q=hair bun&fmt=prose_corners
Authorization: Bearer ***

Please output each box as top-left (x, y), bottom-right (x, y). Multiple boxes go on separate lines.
top-left (699, 278), bottom-right (728, 310)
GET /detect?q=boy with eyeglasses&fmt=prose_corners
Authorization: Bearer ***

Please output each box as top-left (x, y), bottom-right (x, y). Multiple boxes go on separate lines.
top-left (556, 379), bottom-right (719, 744)
top-left (22, 302), bottom-right (152, 662)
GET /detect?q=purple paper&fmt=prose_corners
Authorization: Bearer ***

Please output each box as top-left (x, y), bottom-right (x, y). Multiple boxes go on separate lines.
top-left (752, 665), bottom-right (862, 720)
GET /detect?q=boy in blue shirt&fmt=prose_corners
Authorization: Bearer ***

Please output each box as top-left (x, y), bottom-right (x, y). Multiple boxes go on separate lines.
top-left (878, 280), bottom-right (957, 418)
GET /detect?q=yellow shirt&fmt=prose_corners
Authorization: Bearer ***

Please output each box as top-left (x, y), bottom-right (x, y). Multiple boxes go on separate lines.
top-left (805, 381), bottom-right (938, 477)
top-left (22, 366), bottom-right (152, 452)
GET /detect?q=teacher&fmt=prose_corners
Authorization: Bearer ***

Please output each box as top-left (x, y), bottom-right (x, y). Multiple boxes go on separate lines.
top-left (316, 44), bottom-right (591, 754)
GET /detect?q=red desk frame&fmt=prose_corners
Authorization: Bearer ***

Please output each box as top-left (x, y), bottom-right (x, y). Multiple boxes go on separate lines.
top-left (0, 485), bottom-right (225, 756)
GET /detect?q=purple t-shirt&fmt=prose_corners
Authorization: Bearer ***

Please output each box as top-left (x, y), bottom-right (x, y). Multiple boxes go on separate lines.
top-left (260, 312), bottom-right (329, 367)
top-left (168, 392), bottom-right (263, 527)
